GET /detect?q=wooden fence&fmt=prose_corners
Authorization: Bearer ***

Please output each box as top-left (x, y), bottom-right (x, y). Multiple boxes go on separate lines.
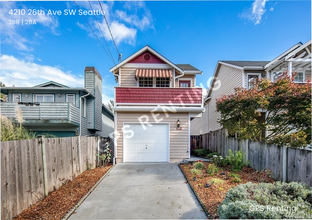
top-left (191, 129), bottom-right (312, 187)
top-left (1, 136), bottom-right (112, 220)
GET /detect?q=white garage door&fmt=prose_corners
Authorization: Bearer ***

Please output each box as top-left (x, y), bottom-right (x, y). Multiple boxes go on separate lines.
top-left (124, 124), bottom-right (169, 162)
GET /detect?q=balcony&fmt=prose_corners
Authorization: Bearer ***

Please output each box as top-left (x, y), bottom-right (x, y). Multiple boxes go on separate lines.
top-left (115, 87), bottom-right (203, 110)
top-left (0, 102), bottom-right (80, 127)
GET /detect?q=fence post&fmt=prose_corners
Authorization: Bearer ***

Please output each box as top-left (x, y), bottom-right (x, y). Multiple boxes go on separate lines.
top-left (39, 136), bottom-right (48, 197)
top-left (282, 146), bottom-right (287, 182)
top-left (78, 136), bottom-right (82, 174)
top-left (244, 139), bottom-right (249, 163)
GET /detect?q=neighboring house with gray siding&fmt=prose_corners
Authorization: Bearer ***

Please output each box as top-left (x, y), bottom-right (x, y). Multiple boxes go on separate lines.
top-left (191, 40), bottom-right (311, 136)
top-left (0, 67), bottom-right (114, 137)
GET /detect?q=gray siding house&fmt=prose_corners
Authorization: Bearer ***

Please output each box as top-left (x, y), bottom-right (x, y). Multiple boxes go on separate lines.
top-left (191, 40), bottom-right (311, 136)
top-left (0, 67), bottom-right (114, 137)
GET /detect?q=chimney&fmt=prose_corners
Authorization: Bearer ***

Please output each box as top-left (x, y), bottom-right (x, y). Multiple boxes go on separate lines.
top-left (84, 67), bottom-right (102, 131)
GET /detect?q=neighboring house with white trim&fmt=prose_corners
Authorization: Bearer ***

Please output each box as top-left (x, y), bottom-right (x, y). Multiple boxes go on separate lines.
top-left (0, 67), bottom-right (114, 137)
top-left (110, 45), bottom-right (204, 163)
top-left (191, 40), bottom-right (311, 136)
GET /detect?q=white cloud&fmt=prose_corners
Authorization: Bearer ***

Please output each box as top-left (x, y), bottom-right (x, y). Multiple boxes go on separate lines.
top-left (115, 10), bottom-right (151, 31)
top-left (0, 54), bottom-right (83, 87)
top-left (74, 1), bottom-right (153, 46)
top-left (240, 0), bottom-right (269, 25)
top-left (251, 0), bottom-right (268, 25)
top-left (109, 21), bottom-right (137, 45)
top-left (0, 2), bottom-right (59, 50)
top-left (102, 93), bottom-right (114, 106)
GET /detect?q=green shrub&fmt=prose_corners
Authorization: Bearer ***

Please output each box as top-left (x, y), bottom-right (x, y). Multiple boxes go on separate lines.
top-left (1, 114), bottom-right (36, 141)
top-left (211, 155), bottom-right (229, 167)
top-left (194, 161), bottom-right (204, 170)
top-left (229, 173), bottom-right (242, 183)
top-left (218, 182), bottom-right (312, 219)
top-left (194, 149), bottom-right (211, 157)
top-left (190, 168), bottom-right (202, 175)
top-left (206, 163), bottom-right (219, 176)
top-left (206, 152), bottom-right (220, 159)
top-left (209, 178), bottom-right (224, 185)
top-left (226, 149), bottom-right (248, 171)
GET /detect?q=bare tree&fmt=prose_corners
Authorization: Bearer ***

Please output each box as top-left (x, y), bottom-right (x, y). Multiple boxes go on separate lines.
top-left (106, 100), bottom-right (114, 112)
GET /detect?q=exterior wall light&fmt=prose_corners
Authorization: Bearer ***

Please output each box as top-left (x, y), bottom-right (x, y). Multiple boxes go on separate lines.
top-left (176, 119), bottom-right (182, 130)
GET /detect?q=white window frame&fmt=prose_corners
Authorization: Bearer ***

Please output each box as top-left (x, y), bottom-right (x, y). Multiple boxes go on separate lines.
top-left (33, 94), bottom-right (54, 102)
top-left (138, 77), bottom-right (153, 87)
top-left (247, 73), bottom-right (261, 89)
top-left (12, 93), bottom-right (21, 102)
top-left (178, 78), bottom-right (193, 88)
top-left (66, 94), bottom-right (75, 105)
top-left (156, 77), bottom-right (171, 87)
top-left (293, 71), bottom-right (305, 83)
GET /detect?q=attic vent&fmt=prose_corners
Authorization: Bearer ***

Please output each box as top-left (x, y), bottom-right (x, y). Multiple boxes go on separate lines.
top-left (144, 53), bottom-right (151, 61)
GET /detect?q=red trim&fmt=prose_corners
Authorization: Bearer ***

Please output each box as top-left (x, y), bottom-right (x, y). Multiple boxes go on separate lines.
top-left (129, 52), bottom-right (165, 64)
top-left (116, 88), bottom-right (202, 104)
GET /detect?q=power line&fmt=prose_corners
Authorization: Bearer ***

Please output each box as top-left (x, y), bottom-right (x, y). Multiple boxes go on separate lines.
top-left (73, 1), bottom-right (116, 65)
top-left (98, 1), bottom-right (122, 61)
top-left (88, 1), bottom-right (115, 63)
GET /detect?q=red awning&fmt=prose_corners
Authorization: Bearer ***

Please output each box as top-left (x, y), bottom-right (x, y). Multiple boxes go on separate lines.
top-left (135, 69), bottom-right (173, 78)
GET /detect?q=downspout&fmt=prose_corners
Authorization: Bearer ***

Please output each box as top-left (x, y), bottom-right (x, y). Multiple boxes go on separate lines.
top-left (174, 69), bottom-right (185, 86)
top-left (80, 92), bottom-right (91, 136)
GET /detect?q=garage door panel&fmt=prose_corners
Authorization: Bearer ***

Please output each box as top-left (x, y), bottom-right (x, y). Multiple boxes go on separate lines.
top-left (124, 124), bottom-right (169, 162)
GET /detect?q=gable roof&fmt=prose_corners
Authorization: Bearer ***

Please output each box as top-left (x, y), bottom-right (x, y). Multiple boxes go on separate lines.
top-left (34, 81), bottom-right (69, 88)
top-left (220, 61), bottom-right (270, 68)
top-left (176, 64), bottom-right (201, 72)
top-left (110, 45), bottom-right (184, 73)
top-left (264, 42), bottom-right (303, 69)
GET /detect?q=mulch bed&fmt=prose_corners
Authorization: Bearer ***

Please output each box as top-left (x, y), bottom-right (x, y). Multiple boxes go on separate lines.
top-left (180, 162), bottom-right (275, 219)
top-left (14, 164), bottom-right (113, 220)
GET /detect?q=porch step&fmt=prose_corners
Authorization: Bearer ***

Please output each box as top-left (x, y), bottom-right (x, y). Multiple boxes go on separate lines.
top-left (182, 156), bottom-right (211, 163)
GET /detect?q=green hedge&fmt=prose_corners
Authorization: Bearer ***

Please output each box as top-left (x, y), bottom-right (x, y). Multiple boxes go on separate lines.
top-left (193, 149), bottom-right (210, 157)
top-left (218, 182), bottom-right (312, 219)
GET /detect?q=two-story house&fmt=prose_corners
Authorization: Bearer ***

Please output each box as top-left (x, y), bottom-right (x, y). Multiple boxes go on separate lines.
top-left (110, 46), bottom-right (204, 163)
top-left (191, 40), bottom-right (311, 136)
top-left (0, 67), bottom-right (114, 137)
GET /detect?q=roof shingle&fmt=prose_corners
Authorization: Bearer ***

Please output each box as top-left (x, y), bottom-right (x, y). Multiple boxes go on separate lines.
top-left (175, 64), bottom-right (200, 71)
top-left (220, 61), bottom-right (270, 68)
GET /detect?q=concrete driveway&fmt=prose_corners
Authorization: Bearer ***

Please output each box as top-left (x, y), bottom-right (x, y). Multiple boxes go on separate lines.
top-left (69, 163), bottom-right (207, 219)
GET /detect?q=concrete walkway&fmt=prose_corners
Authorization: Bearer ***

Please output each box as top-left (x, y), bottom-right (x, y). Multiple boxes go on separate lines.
top-left (69, 163), bottom-right (207, 219)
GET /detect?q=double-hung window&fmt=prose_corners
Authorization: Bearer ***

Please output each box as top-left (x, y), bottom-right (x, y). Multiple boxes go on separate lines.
top-left (138, 77), bottom-right (153, 87)
top-left (247, 74), bottom-right (261, 89)
top-left (66, 94), bottom-right (75, 105)
top-left (294, 72), bottom-right (304, 83)
top-left (156, 78), bottom-right (170, 87)
top-left (34, 94), bottom-right (54, 102)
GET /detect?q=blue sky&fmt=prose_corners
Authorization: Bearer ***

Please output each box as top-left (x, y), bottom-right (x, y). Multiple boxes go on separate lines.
top-left (1, 0), bottom-right (311, 104)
